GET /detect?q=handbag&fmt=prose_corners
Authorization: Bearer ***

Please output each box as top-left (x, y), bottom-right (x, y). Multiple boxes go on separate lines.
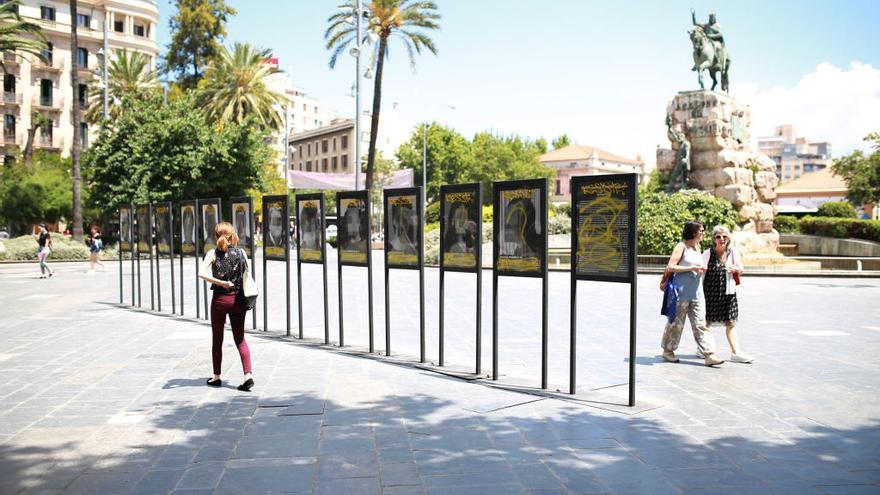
top-left (660, 273), bottom-right (679, 323)
top-left (730, 250), bottom-right (741, 286)
top-left (237, 248), bottom-right (258, 310)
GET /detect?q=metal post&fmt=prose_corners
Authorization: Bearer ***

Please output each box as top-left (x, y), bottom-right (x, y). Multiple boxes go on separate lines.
top-left (476, 262), bottom-right (482, 375)
top-left (149, 230), bottom-right (154, 311)
top-left (155, 236), bottom-right (161, 312)
top-left (492, 272), bottom-right (498, 380)
top-left (102, 13), bottom-right (108, 120)
top-left (296, 253), bottom-right (303, 339)
top-left (384, 252), bottom-right (390, 356)
top-left (354, 0), bottom-right (362, 190)
top-left (422, 124), bottom-right (427, 214)
top-left (629, 274), bottom-right (637, 407)
top-left (541, 268), bottom-right (548, 390)
top-left (438, 268), bottom-right (444, 366)
top-left (118, 227), bottom-right (123, 304)
top-left (169, 208), bottom-right (176, 314)
top-left (367, 207), bottom-right (374, 353)
top-left (286, 249), bottom-right (291, 337)
top-left (337, 257), bottom-right (344, 346)
top-left (251, 238), bottom-right (257, 329)
top-left (130, 210), bottom-right (135, 307)
top-left (179, 220), bottom-right (184, 316)
top-left (419, 191), bottom-right (425, 364)
top-left (136, 233), bottom-right (142, 307)
top-left (263, 242), bottom-right (268, 332)
top-left (195, 207), bottom-right (200, 319)
top-left (570, 248), bottom-right (577, 395)
top-left (322, 243), bottom-right (330, 345)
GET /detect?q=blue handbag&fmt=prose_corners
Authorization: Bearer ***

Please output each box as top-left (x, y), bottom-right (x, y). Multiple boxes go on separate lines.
top-left (660, 274), bottom-right (679, 323)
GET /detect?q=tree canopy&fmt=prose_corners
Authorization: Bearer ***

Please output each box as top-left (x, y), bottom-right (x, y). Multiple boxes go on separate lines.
top-left (552, 134), bottom-right (572, 149)
top-left (832, 133), bottom-right (880, 208)
top-left (164, 0), bottom-right (236, 89)
top-left (83, 93), bottom-right (271, 209)
top-left (85, 49), bottom-right (159, 124)
top-left (0, 153), bottom-right (80, 234)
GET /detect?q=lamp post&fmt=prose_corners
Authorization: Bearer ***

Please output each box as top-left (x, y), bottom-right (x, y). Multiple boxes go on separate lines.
top-left (101, 13), bottom-right (108, 120)
top-left (354, 1), bottom-right (362, 190)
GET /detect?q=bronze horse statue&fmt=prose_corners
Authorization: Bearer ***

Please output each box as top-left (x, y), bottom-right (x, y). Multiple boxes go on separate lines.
top-left (689, 25), bottom-right (730, 92)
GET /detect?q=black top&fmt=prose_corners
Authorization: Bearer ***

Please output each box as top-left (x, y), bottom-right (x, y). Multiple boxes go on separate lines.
top-left (211, 248), bottom-right (244, 294)
top-left (38, 232), bottom-right (50, 248)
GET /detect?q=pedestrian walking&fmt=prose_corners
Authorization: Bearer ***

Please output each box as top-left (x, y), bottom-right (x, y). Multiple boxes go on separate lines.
top-left (198, 222), bottom-right (254, 391)
top-left (35, 224), bottom-right (54, 279)
top-left (702, 225), bottom-right (753, 363)
top-left (88, 226), bottom-right (107, 273)
top-left (660, 220), bottom-right (725, 366)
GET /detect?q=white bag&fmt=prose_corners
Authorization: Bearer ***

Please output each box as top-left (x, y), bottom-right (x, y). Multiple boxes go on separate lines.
top-left (240, 248), bottom-right (258, 308)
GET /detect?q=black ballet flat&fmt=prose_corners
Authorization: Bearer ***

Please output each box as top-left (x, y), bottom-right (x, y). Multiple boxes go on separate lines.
top-left (206, 378), bottom-right (222, 387)
top-left (237, 378), bottom-right (254, 392)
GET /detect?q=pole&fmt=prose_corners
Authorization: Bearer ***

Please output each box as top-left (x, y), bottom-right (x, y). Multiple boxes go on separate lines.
top-left (422, 124), bottom-right (427, 214)
top-left (438, 268), bottom-right (444, 367)
top-left (263, 239), bottom-right (268, 332)
top-left (322, 240), bottom-right (329, 344)
top-left (297, 250), bottom-right (304, 339)
top-left (102, 13), bottom-right (108, 120)
top-left (384, 254), bottom-right (390, 356)
top-left (118, 214), bottom-right (123, 304)
top-left (492, 272), bottom-right (498, 380)
top-left (354, 0), bottom-right (362, 190)
top-left (418, 190), bottom-right (425, 364)
top-left (367, 204), bottom-right (374, 353)
top-left (476, 260), bottom-right (482, 375)
top-left (169, 207), bottom-right (176, 314)
top-left (337, 255), bottom-right (344, 347)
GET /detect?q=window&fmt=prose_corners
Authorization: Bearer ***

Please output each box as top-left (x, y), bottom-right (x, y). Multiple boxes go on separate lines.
top-left (322, 139), bottom-right (328, 153)
top-left (4, 114), bottom-right (15, 139)
top-left (80, 122), bottom-right (88, 148)
top-left (40, 6), bottom-right (55, 21)
top-left (307, 143), bottom-right (311, 156)
top-left (133, 22), bottom-right (146, 37)
top-left (341, 155), bottom-right (348, 170)
top-left (114, 19), bottom-right (124, 32)
top-left (40, 120), bottom-right (53, 144)
top-left (555, 180), bottom-right (561, 195)
top-left (305, 161), bottom-right (311, 172)
top-left (332, 157), bottom-right (337, 171)
top-left (332, 138), bottom-right (336, 152)
top-left (302, 103), bottom-right (306, 112)
top-left (3, 74), bottom-right (14, 94)
top-left (314, 106), bottom-right (318, 114)
top-left (78, 84), bottom-right (87, 106)
top-left (298, 146), bottom-right (302, 157)
top-left (341, 135), bottom-right (348, 149)
top-left (39, 79), bottom-right (52, 106)
top-left (76, 13), bottom-right (90, 29)
top-left (76, 48), bottom-right (88, 68)
top-left (322, 158), bottom-right (328, 171)
top-left (41, 42), bottom-right (53, 64)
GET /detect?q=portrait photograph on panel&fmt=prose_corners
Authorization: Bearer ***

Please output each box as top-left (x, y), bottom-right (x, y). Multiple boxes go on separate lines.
top-left (386, 193), bottom-right (420, 267)
top-left (573, 175), bottom-right (634, 282)
top-left (298, 199), bottom-right (323, 263)
top-left (441, 189), bottom-right (479, 270)
top-left (264, 199), bottom-right (288, 260)
top-left (231, 202), bottom-right (252, 253)
top-left (136, 205), bottom-right (150, 253)
top-left (180, 204), bottom-right (196, 254)
top-left (201, 202), bottom-right (219, 253)
top-left (119, 207), bottom-right (132, 252)
top-left (154, 204), bottom-right (172, 254)
top-left (496, 186), bottom-right (544, 275)
top-left (338, 196), bottom-right (368, 265)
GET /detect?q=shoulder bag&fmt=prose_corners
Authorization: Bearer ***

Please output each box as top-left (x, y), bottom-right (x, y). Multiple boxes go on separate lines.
top-left (237, 248), bottom-right (259, 310)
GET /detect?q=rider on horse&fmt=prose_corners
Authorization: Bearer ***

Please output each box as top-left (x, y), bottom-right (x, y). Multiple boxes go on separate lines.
top-left (692, 9), bottom-right (725, 54)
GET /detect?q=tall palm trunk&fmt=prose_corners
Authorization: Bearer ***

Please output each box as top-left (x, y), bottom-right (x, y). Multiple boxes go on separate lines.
top-left (365, 35), bottom-right (388, 196)
top-left (69, 0), bottom-right (82, 241)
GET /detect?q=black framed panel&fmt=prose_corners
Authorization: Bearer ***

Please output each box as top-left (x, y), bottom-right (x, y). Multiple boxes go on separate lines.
top-left (179, 201), bottom-right (198, 256)
top-left (135, 204), bottom-right (151, 254)
top-left (336, 190), bottom-right (370, 267)
top-left (230, 197), bottom-right (255, 257)
top-left (262, 195), bottom-right (289, 261)
top-left (154, 202), bottom-right (173, 255)
top-left (439, 183), bottom-right (482, 273)
top-left (199, 198), bottom-right (222, 254)
top-left (296, 194), bottom-right (325, 264)
top-left (571, 174), bottom-right (637, 283)
top-left (383, 187), bottom-right (423, 270)
top-left (492, 179), bottom-right (547, 278)
top-left (119, 205), bottom-right (133, 252)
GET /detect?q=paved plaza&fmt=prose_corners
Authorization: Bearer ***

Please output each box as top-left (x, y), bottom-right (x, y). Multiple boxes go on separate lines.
top-left (1, 254), bottom-right (879, 494)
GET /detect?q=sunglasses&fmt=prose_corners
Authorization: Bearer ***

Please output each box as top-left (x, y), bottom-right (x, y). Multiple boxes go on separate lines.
top-left (714, 235), bottom-right (728, 240)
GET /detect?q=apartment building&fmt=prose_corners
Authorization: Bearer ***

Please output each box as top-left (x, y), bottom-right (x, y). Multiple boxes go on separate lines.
top-left (1, 0), bottom-right (159, 159)
top-left (289, 118), bottom-right (361, 174)
top-left (758, 125), bottom-right (832, 182)
top-left (539, 143), bottom-right (646, 201)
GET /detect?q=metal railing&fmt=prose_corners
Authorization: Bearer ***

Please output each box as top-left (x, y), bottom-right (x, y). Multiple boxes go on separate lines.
top-left (32, 95), bottom-right (63, 109)
top-left (2, 92), bottom-right (21, 104)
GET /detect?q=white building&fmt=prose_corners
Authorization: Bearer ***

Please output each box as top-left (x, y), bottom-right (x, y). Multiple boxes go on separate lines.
top-left (1, 0), bottom-right (159, 160)
top-left (758, 125), bottom-right (832, 182)
top-left (539, 144), bottom-right (646, 201)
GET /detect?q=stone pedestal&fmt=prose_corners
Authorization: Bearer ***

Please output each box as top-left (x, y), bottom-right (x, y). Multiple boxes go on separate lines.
top-left (657, 90), bottom-right (780, 254)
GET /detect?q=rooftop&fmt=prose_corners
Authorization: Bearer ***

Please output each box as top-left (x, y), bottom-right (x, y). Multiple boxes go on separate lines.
top-left (776, 167), bottom-right (848, 193)
top-left (539, 144), bottom-right (641, 165)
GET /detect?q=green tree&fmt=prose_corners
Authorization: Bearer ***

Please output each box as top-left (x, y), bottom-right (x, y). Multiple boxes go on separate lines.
top-left (164, 0), bottom-right (236, 89)
top-left (197, 43), bottom-right (283, 130)
top-left (0, 152), bottom-right (79, 234)
top-left (832, 133), bottom-right (880, 208)
top-left (0, 0), bottom-right (48, 67)
top-left (395, 122), bottom-right (473, 203)
top-left (83, 93), bottom-right (271, 209)
top-left (85, 48), bottom-right (159, 124)
top-left (551, 134), bottom-right (571, 149)
top-left (325, 0), bottom-right (440, 197)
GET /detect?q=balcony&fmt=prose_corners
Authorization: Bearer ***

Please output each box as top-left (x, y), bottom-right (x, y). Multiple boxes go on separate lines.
top-left (36, 134), bottom-right (62, 151)
top-left (32, 95), bottom-right (64, 112)
top-left (2, 92), bottom-right (22, 107)
top-left (2, 52), bottom-right (19, 67)
top-left (32, 57), bottom-right (63, 75)
top-left (2, 132), bottom-right (17, 145)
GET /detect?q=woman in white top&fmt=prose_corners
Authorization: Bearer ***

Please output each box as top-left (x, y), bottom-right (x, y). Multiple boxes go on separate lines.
top-left (702, 225), bottom-right (753, 363)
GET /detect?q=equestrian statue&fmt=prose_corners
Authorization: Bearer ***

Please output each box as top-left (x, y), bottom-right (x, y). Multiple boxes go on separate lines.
top-left (689, 8), bottom-right (730, 92)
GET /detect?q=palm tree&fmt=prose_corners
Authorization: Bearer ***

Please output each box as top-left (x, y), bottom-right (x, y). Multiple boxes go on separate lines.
top-left (325, 0), bottom-right (440, 195)
top-left (196, 42), bottom-right (283, 130)
top-left (69, 0), bottom-right (82, 241)
top-left (84, 48), bottom-right (159, 124)
top-left (0, 0), bottom-right (48, 70)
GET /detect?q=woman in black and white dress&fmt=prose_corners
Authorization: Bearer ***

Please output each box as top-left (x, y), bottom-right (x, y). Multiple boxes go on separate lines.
top-left (702, 225), bottom-right (753, 363)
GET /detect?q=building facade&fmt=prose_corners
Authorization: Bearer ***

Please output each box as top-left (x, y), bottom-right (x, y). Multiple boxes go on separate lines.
top-left (289, 118), bottom-right (357, 174)
top-left (758, 125), bottom-right (832, 182)
top-left (1, 0), bottom-right (159, 159)
top-left (539, 143), bottom-right (645, 201)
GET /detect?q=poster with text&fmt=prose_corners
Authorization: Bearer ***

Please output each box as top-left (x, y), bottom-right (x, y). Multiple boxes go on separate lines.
top-left (200, 199), bottom-right (220, 254)
top-left (440, 185), bottom-right (480, 271)
top-left (297, 196), bottom-right (324, 264)
top-left (119, 206), bottom-right (132, 252)
top-left (136, 204), bottom-right (151, 253)
top-left (154, 203), bottom-right (172, 255)
top-left (572, 174), bottom-right (636, 283)
top-left (231, 199), bottom-right (253, 256)
top-left (180, 202), bottom-right (197, 255)
top-left (337, 192), bottom-right (369, 266)
top-left (263, 195), bottom-right (289, 261)
top-left (494, 181), bottom-right (546, 277)
top-left (384, 189), bottom-right (421, 269)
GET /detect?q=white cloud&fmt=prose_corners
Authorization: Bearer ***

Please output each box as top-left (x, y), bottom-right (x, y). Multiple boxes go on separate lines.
top-left (732, 62), bottom-right (880, 155)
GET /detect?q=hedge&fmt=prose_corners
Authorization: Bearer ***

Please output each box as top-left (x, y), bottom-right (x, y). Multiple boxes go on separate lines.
top-left (637, 190), bottom-right (738, 255)
top-left (816, 201), bottom-right (858, 218)
top-left (799, 216), bottom-right (880, 243)
top-left (773, 215), bottom-right (801, 234)
top-left (0, 235), bottom-right (119, 261)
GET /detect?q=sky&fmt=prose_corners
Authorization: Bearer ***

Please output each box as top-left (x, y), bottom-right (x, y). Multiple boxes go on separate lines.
top-left (155, 0), bottom-right (880, 164)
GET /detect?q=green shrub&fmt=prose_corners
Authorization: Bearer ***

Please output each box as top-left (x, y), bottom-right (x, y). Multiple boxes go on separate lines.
top-left (425, 201), bottom-right (440, 224)
top-left (425, 221), bottom-right (439, 233)
top-left (816, 201), bottom-right (858, 218)
top-left (548, 212), bottom-right (571, 235)
top-left (773, 215), bottom-right (801, 234)
top-left (637, 190), bottom-right (738, 254)
top-left (327, 235), bottom-right (338, 248)
top-left (555, 203), bottom-right (571, 217)
top-left (0, 234), bottom-right (95, 261)
top-left (799, 216), bottom-right (880, 242)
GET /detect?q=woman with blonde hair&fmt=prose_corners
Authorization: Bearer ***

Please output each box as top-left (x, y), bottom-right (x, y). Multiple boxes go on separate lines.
top-left (198, 222), bottom-right (255, 390)
top-left (702, 225), bottom-right (753, 363)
